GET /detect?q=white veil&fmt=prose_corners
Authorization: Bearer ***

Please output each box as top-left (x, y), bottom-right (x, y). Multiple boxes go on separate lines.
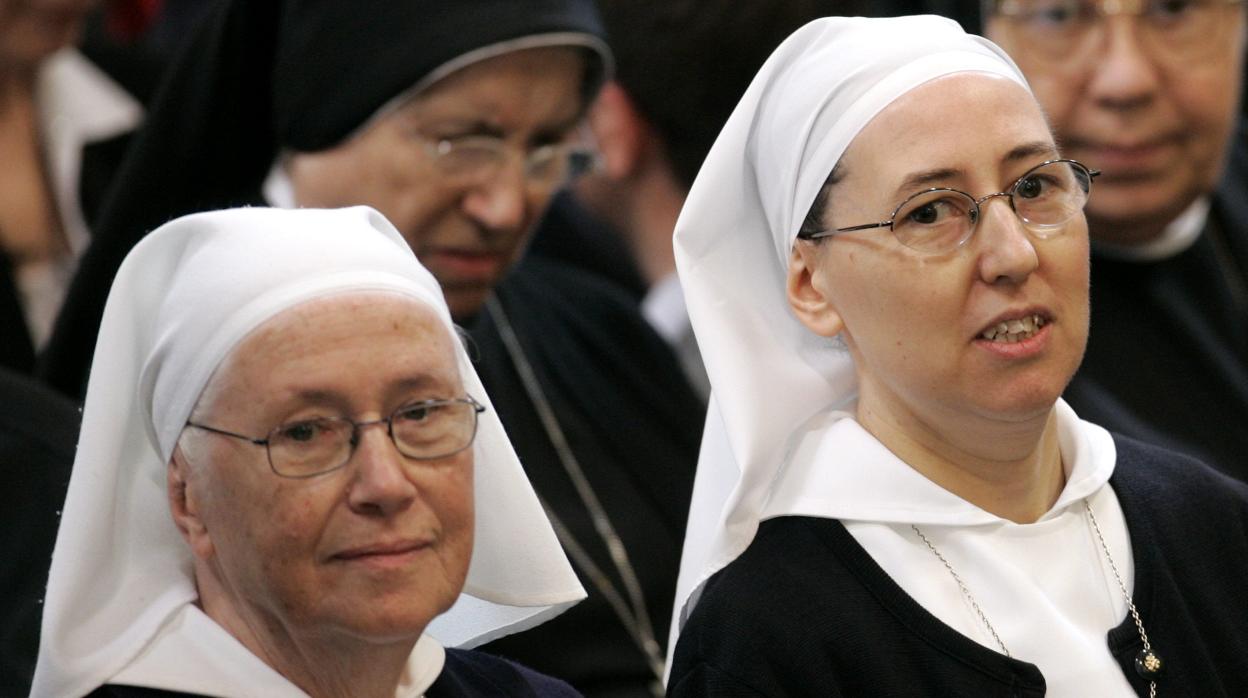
top-left (32, 206), bottom-right (585, 697)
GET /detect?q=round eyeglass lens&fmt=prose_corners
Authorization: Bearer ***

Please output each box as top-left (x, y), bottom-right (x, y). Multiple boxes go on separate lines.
top-left (891, 189), bottom-right (979, 254)
top-left (1011, 160), bottom-right (1091, 234)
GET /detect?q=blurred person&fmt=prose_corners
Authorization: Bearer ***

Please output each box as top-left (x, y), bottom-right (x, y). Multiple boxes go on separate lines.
top-left (38, 2), bottom-right (702, 693)
top-left (983, 0), bottom-right (1248, 479)
top-left (31, 205), bottom-right (586, 697)
top-left (569, 0), bottom-right (833, 399)
top-left (665, 15), bottom-right (1248, 696)
top-left (0, 367), bottom-right (77, 695)
top-left (0, 0), bottom-right (142, 373)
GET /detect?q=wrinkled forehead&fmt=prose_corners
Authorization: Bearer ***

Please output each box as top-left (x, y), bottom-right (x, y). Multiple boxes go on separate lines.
top-left (197, 291), bottom-right (462, 414)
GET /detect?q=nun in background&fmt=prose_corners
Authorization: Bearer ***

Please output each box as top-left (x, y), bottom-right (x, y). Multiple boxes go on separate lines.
top-left (666, 16), bottom-right (1248, 697)
top-left (32, 206), bottom-right (585, 697)
top-left (38, 1), bottom-right (702, 694)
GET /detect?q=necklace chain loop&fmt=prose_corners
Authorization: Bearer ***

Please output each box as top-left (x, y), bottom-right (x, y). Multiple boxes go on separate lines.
top-left (912, 499), bottom-right (1159, 696)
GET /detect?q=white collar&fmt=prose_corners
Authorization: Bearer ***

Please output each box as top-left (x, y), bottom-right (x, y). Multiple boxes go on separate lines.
top-left (640, 272), bottom-right (690, 345)
top-left (35, 48), bottom-right (143, 254)
top-left (111, 604), bottom-right (445, 698)
top-left (1092, 196), bottom-right (1210, 262)
top-left (761, 399), bottom-right (1117, 527)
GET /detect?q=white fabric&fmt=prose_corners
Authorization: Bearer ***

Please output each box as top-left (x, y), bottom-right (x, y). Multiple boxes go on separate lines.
top-left (32, 206), bottom-right (585, 698)
top-left (110, 606), bottom-right (446, 698)
top-left (668, 15), bottom-right (1030, 665)
top-left (1092, 195), bottom-right (1210, 261)
top-left (763, 400), bottom-right (1134, 696)
top-left (641, 273), bottom-right (709, 399)
top-left (16, 48), bottom-right (142, 347)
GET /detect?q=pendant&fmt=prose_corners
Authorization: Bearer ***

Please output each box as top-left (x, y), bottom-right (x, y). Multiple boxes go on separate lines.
top-left (1134, 648), bottom-right (1164, 679)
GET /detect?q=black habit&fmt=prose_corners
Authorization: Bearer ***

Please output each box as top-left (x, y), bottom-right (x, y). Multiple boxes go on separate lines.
top-left (669, 435), bottom-right (1248, 697)
top-left (1064, 123), bottom-right (1248, 482)
top-left (0, 368), bottom-right (79, 695)
top-left (33, 1), bottom-right (701, 694)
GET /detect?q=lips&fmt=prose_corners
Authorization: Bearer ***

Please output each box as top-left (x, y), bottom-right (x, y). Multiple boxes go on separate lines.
top-left (975, 309), bottom-right (1053, 344)
top-left (330, 538), bottom-right (430, 562)
top-left (1066, 134), bottom-right (1183, 177)
top-left (423, 249), bottom-right (508, 281)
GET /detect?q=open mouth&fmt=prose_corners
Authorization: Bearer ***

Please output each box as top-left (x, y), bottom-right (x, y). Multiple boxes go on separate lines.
top-left (979, 314), bottom-right (1046, 343)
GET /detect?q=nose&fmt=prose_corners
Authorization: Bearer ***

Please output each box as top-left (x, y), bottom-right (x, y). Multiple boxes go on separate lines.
top-left (346, 424), bottom-right (416, 517)
top-left (1085, 16), bottom-right (1162, 111)
top-left (975, 198), bottom-right (1039, 286)
top-left (460, 153), bottom-right (532, 234)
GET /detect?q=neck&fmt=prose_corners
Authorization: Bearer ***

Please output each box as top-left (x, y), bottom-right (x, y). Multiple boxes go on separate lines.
top-left (196, 563), bottom-right (417, 698)
top-left (576, 152), bottom-right (684, 287)
top-left (856, 392), bottom-right (1065, 524)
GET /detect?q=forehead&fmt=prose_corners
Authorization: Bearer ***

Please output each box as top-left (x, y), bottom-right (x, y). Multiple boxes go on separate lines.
top-left (207, 293), bottom-right (462, 410)
top-left (841, 73), bottom-right (1053, 186)
top-left (394, 46), bottom-right (588, 129)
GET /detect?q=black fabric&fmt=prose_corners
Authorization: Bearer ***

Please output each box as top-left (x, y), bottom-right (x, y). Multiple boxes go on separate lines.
top-left (1065, 122), bottom-right (1248, 482)
top-left (529, 192), bottom-right (647, 301)
top-left (37, 0), bottom-right (608, 399)
top-left (470, 256), bottom-right (701, 697)
top-left (669, 435), bottom-right (1248, 697)
top-left (86, 647), bottom-right (584, 697)
top-left (0, 368), bottom-right (79, 696)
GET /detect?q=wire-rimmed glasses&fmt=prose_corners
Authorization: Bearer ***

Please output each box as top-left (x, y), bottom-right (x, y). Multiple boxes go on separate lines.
top-left (419, 129), bottom-right (600, 193)
top-left (988, 0), bottom-right (1246, 67)
top-left (797, 159), bottom-right (1099, 255)
top-left (186, 397), bottom-right (486, 479)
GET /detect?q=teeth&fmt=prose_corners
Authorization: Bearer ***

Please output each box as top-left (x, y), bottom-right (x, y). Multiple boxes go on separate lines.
top-left (980, 314), bottom-right (1047, 342)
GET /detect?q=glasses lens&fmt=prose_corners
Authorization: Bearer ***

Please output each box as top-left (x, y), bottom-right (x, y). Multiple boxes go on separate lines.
top-left (1012, 161), bottom-right (1090, 234)
top-left (268, 418), bottom-right (354, 477)
top-left (525, 145), bottom-right (600, 191)
top-left (997, 0), bottom-right (1100, 63)
top-left (433, 137), bottom-right (505, 180)
top-left (391, 400), bottom-right (478, 460)
top-left (891, 190), bottom-right (978, 254)
top-left (1141, 0), bottom-right (1232, 62)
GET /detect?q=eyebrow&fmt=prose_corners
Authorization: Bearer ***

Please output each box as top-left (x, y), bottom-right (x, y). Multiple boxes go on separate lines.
top-left (890, 140), bottom-right (1061, 200)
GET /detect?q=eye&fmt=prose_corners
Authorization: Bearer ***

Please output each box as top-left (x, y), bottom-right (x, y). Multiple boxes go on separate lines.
top-left (902, 196), bottom-right (968, 226)
top-left (1021, 0), bottom-right (1094, 29)
top-left (276, 419), bottom-right (333, 443)
top-left (1150, 0), bottom-right (1197, 18)
top-left (395, 402), bottom-right (442, 423)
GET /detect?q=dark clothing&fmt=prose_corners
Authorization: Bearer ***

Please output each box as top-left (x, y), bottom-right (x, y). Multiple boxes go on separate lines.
top-left (37, 0), bottom-right (609, 398)
top-left (471, 256), bottom-right (701, 696)
top-left (86, 647), bottom-right (584, 697)
top-left (0, 368), bottom-right (79, 696)
top-left (1065, 126), bottom-right (1248, 482)
top-left (669, 435), bottom-right (1248, 697)
top-left (529, 192), bottom-right (648, 301)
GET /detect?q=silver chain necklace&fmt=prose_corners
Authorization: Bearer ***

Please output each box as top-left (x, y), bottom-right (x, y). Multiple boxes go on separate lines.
top-left (486, 297), bottom-right (666, 696)
top-left (912, 499), bottom-right (1162, 696)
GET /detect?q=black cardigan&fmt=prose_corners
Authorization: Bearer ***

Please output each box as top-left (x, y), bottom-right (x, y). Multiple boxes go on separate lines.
top-left (669, 435), bottom-right (1248, 697)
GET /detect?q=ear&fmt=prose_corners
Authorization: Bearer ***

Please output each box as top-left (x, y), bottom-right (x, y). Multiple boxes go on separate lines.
top-left (787, 241), bottom-right (845, 338)
top-left (169, 445), bottom-right (214, 560)
top-left (586, 81), bottom-right (648, 179)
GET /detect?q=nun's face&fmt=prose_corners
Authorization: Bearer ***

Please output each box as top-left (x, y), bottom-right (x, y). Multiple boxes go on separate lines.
top-left (287, 46), bottom-right (588, 320)
top-left (171, 294), bottom-right (474, 647)
top-left (789, 74), bottom-right (1090, 440)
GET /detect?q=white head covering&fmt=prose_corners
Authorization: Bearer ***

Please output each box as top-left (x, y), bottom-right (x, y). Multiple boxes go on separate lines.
top-left (32, 206), bottom-right (585, 698)
top-left (668, 15), bottom-right (1030, 662)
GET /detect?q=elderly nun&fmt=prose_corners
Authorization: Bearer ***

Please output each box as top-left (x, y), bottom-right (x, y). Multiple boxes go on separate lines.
top-left (40, 4), bottom-right (700, 690)
top-left (32, 206), bottom-right (586, 697)
top-left (666, 15), bottom-right (1248, 697)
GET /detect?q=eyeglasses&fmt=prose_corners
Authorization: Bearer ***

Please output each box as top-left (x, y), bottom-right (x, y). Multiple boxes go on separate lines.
top-left (186, 397), bottom-right (486, 479)
top-left (988, 0), bottom-right (1246, 66)
top-left (797, 159), bottom-right (1099, 255)
top-left (420, 131), bottom-right (600, 192)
